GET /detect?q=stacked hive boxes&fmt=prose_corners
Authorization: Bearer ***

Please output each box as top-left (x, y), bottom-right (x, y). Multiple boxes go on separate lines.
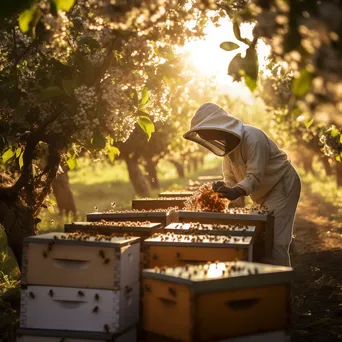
top-left (142, 261), bottom-right (292, 342)
top-left (18, 232), bottom-right (140, 341)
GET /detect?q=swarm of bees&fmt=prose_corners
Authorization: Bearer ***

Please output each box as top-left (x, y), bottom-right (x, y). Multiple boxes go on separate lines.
top-left (135, 197), bottom-right (188, 201)
top-left (184, 184), bottom-right (229, 213)
top-left (168, 222), bottom-right (249, 233)
top-left (106, 208), bottom-right (177, 213)
top-left (94, 220), bottom-right (152, 227)
top-left (148, 232), bottom-right (245, 244)
top-left (51, 231), bottom-right (133, 242)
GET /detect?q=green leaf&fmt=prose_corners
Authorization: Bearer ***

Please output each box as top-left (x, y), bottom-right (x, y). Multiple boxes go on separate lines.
top-left (18, 5), bottom-right (38, 33)
top-left (138, 116), bottom-right (155, 141)
top-left (19, 152), bottom-right (24, 169)
top-left (38, 86), bottom-right (68, 101)
top-left (228, 53), bottom-right (243, 82)
top-left (305, 118), bottom-right (314, 129)
top-left (66, 157), bottom-right (77, 170)
top-left (336, 155), bottom-right (341, 162)
top-left (52, 0), bottom-right (76, 12)
top-left (140, 87), bottom-right (149, 106)
top-left (244, 46), bottom-right (258, 81)
top-left (106, 144), bottom-right (120, 163)
top-left (292, 69), bottom-right (314, 97)
top-left (232, 21), bottom-right (251, 45)
top-left (244, 75), bottom-right (257, 92)
top-left (79, 37), bottom-right (101, 49)
top-left (340, 134), bottom-right (342, 144)
top-left (220, 42), bottom-right (240, 51)
top-left (330, 128), bottom-right (339, 138)
top-left (91, 132), bottom-right (106, 149)
top-left (47, 198), bottom-right (57, 206)
top-left (2, 148), bottom-right (15, 163)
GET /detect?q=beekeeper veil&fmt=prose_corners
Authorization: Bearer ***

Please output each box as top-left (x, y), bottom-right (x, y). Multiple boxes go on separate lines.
top-left (183, 103), bottom-right (244, 156)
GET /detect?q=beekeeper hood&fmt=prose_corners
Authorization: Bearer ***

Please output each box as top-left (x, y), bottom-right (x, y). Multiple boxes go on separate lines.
top-left (183, 103), bottom-right (244, 156)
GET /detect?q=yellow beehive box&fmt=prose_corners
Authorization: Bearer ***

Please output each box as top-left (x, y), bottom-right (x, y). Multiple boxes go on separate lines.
top-left (87, 209), bottom-right (178, 228)
top-left (178, 210), bottom-right (274, 263)
top-left (21, 232), bottom-right (140, 289)
top-left (143, 233), bottom-right (253, 269)
top-left (164, 223), bottom-right (256, 238)
top-left (142, 261), bottom-right (292, 341)
top-left (132, 198), bottom-right (189, 210)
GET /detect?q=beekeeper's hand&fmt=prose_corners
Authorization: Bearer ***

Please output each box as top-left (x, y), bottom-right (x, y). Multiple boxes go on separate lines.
top-left (212, 180), bottom-right (226, 192)
top-left (217, 186), bottom-right (245, 201)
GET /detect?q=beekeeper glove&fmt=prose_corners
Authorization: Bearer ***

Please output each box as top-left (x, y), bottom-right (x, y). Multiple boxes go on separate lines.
top-left (217, 185), bottom-right (246, 201)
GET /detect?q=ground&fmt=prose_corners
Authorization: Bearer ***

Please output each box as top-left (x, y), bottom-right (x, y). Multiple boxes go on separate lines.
top-left (0, 157), bottom-right (341, 341)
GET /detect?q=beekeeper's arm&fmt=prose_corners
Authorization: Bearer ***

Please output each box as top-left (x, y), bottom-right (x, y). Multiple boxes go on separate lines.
top-left (222, 157), bottom-right (245, 208)
top-left (234, 140), bottom-right (269, 196)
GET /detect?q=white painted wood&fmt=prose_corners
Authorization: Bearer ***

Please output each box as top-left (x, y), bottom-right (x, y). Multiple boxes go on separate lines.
top-left (218, 330), bottom-right (290, 341)
top-left (20, 284), bottom-right (139, 333)
top-left (16, 326), bottom-right (137, 342)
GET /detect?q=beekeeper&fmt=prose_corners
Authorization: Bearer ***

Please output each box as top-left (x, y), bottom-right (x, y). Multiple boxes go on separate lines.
top-left (183, 102), bottom-right (301, 267)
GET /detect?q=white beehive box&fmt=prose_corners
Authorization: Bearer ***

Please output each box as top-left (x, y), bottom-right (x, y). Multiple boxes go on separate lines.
top-left (20, 283), bottom-right (139, 333)
top-left (21, 232), bottom-right (140, 290)
top-left (17, 325), bottom-right (137, 342)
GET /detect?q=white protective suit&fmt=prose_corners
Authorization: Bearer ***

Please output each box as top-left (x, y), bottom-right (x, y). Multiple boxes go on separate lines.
top-left (183, 103), bottom-right (301, 266)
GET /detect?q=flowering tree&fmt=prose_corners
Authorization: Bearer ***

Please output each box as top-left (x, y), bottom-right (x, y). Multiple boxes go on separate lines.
top-left (0, 0), bottom-right (214, 268)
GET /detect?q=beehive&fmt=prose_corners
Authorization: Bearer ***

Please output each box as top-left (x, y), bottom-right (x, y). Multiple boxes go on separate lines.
top-left (142, 261), bottom-right (292, 341)
top-left (197, 175), bottom-right (223, 183)
top-left (64, 221), bottom-right (162, 239)
top-left (87, 209), bottom-right (178, 227)
top-left (20, 284), bottom-right (139, 333)
top-left (143, 233), bottom-right (253, 268)
top-left (178, 210), bottom-right (274, 263)
top-left (21, 232), bottom-right (140, 289)
top-left (164, 223), bottom-right (256, 237)
top-left (159, 191), bottom-right (193, 198)
top-left (132, 198), bottom-right (188, 210)
top-left (17, 325), bottom-right (137, 342)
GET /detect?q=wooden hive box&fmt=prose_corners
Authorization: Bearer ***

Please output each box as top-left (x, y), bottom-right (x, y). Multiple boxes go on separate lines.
top-left (17, 326), bottom-right (137, 342)
top-left (21, 232), bottom-right (140, 290)
top-left (20, 283), bottom-right (139, 333)
top-left (164, 223), bottom-right (256, 237)
top-left (178, 209), bottom-right (274, 263)
top-left (64, 221), bottom-right (162, 240)
top-left (132, 198), bottom-right (188, 211)
top-left (142, 261), bottom-right (292, 342)
top-left (197, 175), bottom-right (223, 183)
top-left (87, 209), bottom-right (178, 228)
top-left (143, 233), bottom-right (253, 269)
top-left (159, 191), bottom-right (193, 198)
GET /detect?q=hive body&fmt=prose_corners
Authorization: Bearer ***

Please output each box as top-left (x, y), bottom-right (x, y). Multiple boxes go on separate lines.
top-left (17, 326), bottom-right (137, 341)
top-left (20, 284), bottom-right (139, 333)
top-left (21, 233), bottom-right (140, 289)
top-left (132, 198), bottom-right (189, 210)
top-left (142, 261), bottom-right (292, 342)
top-left (144, 234), bottom-right (253, 268)
top-left (178, 211), bottom-right (274, 262)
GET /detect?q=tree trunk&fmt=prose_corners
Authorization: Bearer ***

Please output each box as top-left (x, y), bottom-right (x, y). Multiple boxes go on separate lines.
top-left (336, 162), bottom-right (342, 187)
top-left (169, 160), bottom-right (185, 178)
top-left (192, 158), bottom-right (199, 172)
top-left (321, 157), bottom-right (333, 176)
top-left (52, 172), bottom-right (77, 216)
top-left (0, 198), bottom-right (36, 270)
top-left (124, 156), bottom-right (151, 197)
top-left (145, 158), bottom-right (160, 189)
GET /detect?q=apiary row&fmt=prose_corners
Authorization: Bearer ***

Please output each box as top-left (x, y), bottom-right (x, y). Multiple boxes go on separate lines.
top-left (18, 232), bottom-right (140, 341)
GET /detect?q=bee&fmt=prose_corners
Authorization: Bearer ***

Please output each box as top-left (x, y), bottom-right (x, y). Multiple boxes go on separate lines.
top-left (103, 258), bottom-right (110, 264)
top-left (49, 289), bottom-right (54, 297)
top-left (95, 293), bottom-right (100, 301)
top-left (168, 287), bottom-right (176, 297)
top-left (43, 251), bottom-right (48, 258)
top-left (77, 290), bottom-right (85, 297)
top-left (29, 292), bottom-right (35, 299)
top-left (53, 235), bottom-right (58, 240)
top-left (104, 324), bottom-right (110, 333)
top-left (48, 242), bottom-right (54, 251)
top-left (92, 306), bottom-right (99, 313)
top-left (21, 284), bottom-right (28, 290)
top-left (99, 250), bottom-right (105, 259)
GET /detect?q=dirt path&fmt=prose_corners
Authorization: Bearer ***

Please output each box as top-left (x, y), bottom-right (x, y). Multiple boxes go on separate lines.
top-left (291, 186), bottom-right (342, 341)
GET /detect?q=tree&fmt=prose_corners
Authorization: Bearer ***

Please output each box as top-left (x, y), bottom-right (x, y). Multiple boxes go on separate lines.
top-left (0, 0), bottom-right (213, 268)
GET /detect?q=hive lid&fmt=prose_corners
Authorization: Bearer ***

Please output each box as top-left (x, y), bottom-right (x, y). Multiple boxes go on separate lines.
top-left (24, 232), bottom-right (140, 247)
top-left (144, 233), bottom-right (252, 248)
top-left (143, 261), bottom-right (293, 293)
top-left (165, 223), bottom-right (256, 236)
top-left (159, 191), bottom-right (193, 197)
top-left (178, 210), bottom-right (270, 222)
top-left (87, 209), bottom-right (174, 221)
top-left (64, 221), bottom-right (162, 233)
